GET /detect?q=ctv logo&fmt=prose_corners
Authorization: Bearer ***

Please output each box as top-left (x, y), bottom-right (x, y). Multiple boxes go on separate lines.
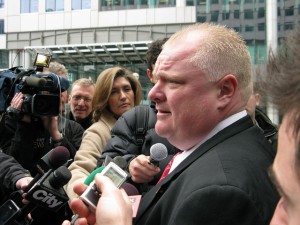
top-left (32, 190), bottom-right (63, 208)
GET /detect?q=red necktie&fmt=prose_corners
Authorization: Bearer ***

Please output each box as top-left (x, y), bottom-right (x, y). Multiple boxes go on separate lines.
top-left (157, 152), bottom-right (182, 184)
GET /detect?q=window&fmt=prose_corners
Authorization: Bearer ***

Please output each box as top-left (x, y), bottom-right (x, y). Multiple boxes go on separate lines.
top-left (101, 0), bottom-right (120, 10)
top-left (277, 7), bottom-right (281, 16)
top-left (197, 15), bottom-right (206, 22)
top-left (46, 0), bottom-right (64, 12)
top-left (285, 6), bottom-right (294, 16)
top-left (186, 0), bottom-right (195, 6)
top-left (72, 0), bottom-right (91, 10)
top-left (0, 50), bottom-right (9, 69)
top-left (244, 9), bottom-right (254, 19)
top-left (257, 7), bottom-right (265, 18)
top-left (211, 11), bottom-right (219, 22)
top-left (0, 0), bottom-right (4, 8)
top-left (245, 26), bottom-right (254, 32)
top-left (222, 12), bottom-right (230, 20)
top-left (257, 23), bottom-right (265, 31)
top-left (234, 10), bottom-right (240, 19)
top-left (284, 23), bottom-right (293, 30)
top-left (0, 20), bottom-right (4, 34)
top-left (233, 27), bottom-right (241, 32)
top-left (20, 0), bottom-right (38, 13)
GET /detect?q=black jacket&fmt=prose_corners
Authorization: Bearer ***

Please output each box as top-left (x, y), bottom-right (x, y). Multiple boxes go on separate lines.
top-left (1, 114), bottom-right (84, 225)
top-left (67, 111), bottom-right (93, 130)
top-left (135, 116), bottom-right (279, 225)
top-left (98, 103), bottom-right (180, 193)
top-left (0, 150), bottom-right (31, 205)
top-left (255, 107), bottom-right (278, 152)
top-left (4, 115), bottom-right (84, 175)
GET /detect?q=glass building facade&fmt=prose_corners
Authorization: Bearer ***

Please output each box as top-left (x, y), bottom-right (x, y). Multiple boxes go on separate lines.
top-left (2, 0), bottom-right (300, 105)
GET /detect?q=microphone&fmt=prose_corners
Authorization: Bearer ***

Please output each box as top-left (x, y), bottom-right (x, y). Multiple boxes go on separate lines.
top-left (36, 146), bottom-right (70, 175)
top-left (120, 182), bottom-right (139, 196)
top-left (25, 146), bottom-right (70, 192)
top-left (12, 166), bottom-right (71, 223)
top-left (25, 166), bottom-right (71, 212)
top-left (22, 75), bottom-right (47, 87)
top-left (112, 156), bottom-right (127, 170)
top-left (102, 155), bottom-right (112, 166)
top-left (149, 143), bottom-right (168, 166)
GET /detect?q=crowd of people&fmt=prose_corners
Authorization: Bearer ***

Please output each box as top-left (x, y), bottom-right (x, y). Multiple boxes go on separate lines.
top-left (0, 22), bottom-right (299, 225)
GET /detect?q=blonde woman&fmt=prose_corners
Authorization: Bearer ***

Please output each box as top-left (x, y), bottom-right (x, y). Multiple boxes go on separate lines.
top-left (65, 66), bottom-right (142, 200)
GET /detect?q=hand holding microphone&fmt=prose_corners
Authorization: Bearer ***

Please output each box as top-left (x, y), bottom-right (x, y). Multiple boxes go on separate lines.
top-left (129, 143), bottom-right (168, 183)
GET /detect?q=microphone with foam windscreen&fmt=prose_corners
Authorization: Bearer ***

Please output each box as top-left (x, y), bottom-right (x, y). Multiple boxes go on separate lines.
top-left (25, 146), bottom-right (70, 192)
top-left (149, 143), bottom-right (168, 166)
top-left (120, 182), bottom-right (139, 196)
top-left (12, 165), bottom-right (72, 223)
top-left (112, 156), bottom-right (127, 170)
top-left (25, 166), bottom-right (72, 211)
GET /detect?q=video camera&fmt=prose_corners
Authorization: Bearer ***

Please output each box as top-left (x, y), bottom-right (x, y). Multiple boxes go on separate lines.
top-left (0, 50), bottom-right (69, 117)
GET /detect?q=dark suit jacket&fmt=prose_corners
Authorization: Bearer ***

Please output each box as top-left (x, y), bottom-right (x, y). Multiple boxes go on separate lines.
top-left (135, 116), bottom-right (279, 225)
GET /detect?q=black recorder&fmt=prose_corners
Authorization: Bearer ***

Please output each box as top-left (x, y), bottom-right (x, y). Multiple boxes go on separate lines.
top-left (80, 162), bottom-right (128, 213)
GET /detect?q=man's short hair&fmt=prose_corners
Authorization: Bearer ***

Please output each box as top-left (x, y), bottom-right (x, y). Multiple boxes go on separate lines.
top-left (265, 27), bottom-right (300, 175)
top-left (43, 61), bottom-right (68, 78)
top-left (146, 38), bottom-right (169, 72)
top-left (71, 78), bottom-right (95, 91)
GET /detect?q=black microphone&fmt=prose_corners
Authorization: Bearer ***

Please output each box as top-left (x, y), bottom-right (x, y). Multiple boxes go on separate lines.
top-left (36, 146), bottom-right (70, 175)
top-left (25, 166), bottom-right (71, 212)
top-left (22, 75), bottom-right (47, 87)
top-left (112, 156), bottom-right (127, 170)
top-left (120, 182), bottom-right (140, 196)
top-left (149, 143), bottom-right (168, 166)
top-left (25, 146), bottom-right (70, 192)
top-left (13, 166), bottom-right (71, 223)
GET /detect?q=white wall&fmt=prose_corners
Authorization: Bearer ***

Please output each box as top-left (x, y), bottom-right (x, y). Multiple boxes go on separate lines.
top-left (5, 0), bottom-right (196, 32)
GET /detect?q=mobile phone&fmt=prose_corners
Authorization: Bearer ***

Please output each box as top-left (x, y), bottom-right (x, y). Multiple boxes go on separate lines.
top-left (0, 199), bottom-right (21, 225)
top-left (80, 162), bottom-right (128, 212)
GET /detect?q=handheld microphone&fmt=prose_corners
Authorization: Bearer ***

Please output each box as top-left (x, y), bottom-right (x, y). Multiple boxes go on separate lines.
top-left (25, 146), bottom-right (70, 192)
top-left (36, 146), bottom-right (70, 175)
top-left (112, 156), bottom-right (127, 170)
top-left (149, 143), bottom-right (168, 166)
top-left (25, 166), bottom-right (71, 212)
top-left (11, 166), bottom-right (72, 224)
top-left (120, 182), bottom-right (139, 196)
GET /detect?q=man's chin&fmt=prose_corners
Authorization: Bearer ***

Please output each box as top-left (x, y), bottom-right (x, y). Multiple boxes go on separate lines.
top-left (155, 124), bottom-right (170, 138)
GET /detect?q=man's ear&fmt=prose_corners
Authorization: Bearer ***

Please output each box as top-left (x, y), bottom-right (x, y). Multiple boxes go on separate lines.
top-left (147, 69), bottom-right (153, 82)
top-left (216, 74), bottom-right (237, 108)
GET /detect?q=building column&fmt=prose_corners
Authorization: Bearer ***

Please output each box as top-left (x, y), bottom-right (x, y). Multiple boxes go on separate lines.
top-left (266, 0), bottom-right (279, 125)
top-left (9, 50), bottom-right (20, 68)
top-left (176, 0), bottom-right (186, 7)
top-left (22, 50), bottom-right (32, 69)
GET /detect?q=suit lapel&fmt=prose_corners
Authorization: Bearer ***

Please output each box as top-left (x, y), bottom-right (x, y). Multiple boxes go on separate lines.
top-left (135, 116), bottom-right (254, 222)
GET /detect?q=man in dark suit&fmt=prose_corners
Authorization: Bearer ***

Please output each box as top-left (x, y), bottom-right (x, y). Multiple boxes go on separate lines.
top-left (63, 23), bottom-right (279, 225)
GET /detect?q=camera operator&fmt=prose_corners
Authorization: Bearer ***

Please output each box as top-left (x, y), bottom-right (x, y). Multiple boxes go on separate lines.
top-left (1, 62), bottom-right (84, 225)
